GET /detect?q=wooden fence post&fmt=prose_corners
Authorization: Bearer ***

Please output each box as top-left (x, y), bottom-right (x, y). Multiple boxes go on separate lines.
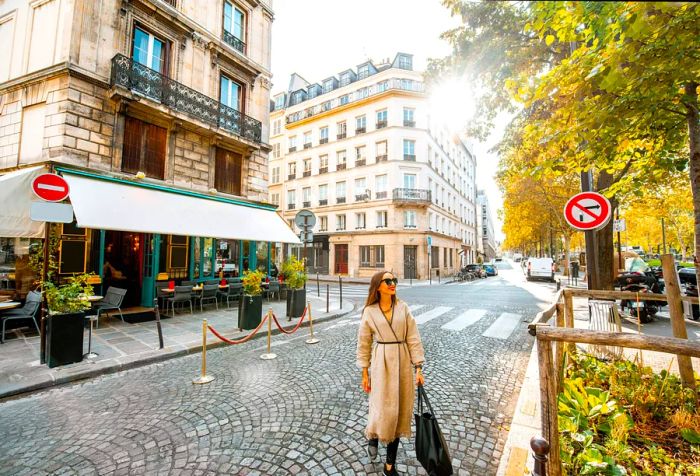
top-left (661, 254), bottom-right (696, 391)
top-left (537, 337), bottom-right (561, 475)
top-left (554, 302), bottom-right (565, 393)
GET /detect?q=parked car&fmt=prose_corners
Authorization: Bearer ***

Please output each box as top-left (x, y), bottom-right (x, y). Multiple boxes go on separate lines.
top-left (526, 257), bottom-right (555, 282)
top-left (465, 263), bottom-right (486, 278)
top-left (513, 253), bottom-right (523, 262)
top-left (679, 267), bottom-right (697, 285)
top-left (484, 263), bottom-right (498, 276)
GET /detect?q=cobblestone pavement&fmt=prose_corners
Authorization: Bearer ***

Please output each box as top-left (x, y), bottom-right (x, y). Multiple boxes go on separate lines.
top-left (0, 264), bottom-right (552, 475)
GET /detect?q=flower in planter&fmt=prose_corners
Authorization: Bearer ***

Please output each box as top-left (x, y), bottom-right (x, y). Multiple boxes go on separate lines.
top-left (241, 269), bottom-right (265, 301)
top-left (281, 256), bottom-right (307, 290)
top-left (44, 273), bottom-right (96, 314)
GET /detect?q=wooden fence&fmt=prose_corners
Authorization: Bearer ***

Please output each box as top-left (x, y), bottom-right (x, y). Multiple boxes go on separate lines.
top-left (527, 255), bottom-right (699, 476)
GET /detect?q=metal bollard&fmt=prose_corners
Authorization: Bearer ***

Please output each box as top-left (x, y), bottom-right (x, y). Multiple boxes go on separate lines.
top-left (260, 309), bottom-right (277, 360)
top-left (530, 436), bottom-right (550, 476)
top-left (192, 319), bottom-right (215, 384)
top-left (326, 284), bottom-right (329, 313)
top-left (339, 276), bottom-right (343, 309)
top-left (556, 279), bottom-right (561, 291)
top-left (153, 298), bottom-right (164, 349)
top-left (306, 301), bottom-right (319, 344)
top-left (317, 272), bottom-right (320, 297)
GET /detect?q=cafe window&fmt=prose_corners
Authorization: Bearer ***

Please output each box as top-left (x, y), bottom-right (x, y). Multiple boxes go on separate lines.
top-left (215, 148), bottom-right (243, 195)
top-left (122, 116), bottom-right (167, 180)
top-left (168, 235), bottom-right (189, 274)
top-left (0, 237), bottom-right (41, 300)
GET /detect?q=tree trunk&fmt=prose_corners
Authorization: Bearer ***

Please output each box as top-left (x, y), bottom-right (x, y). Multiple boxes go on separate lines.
top-left (594, 171), bottom-right (616, 290)
top-left (686, 81), bottom-right (700, 286)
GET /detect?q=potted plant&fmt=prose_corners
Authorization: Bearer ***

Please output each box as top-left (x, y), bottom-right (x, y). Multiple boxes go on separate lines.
top-left (239, 269), bottom-right (264, 330)
top-left (44, 273), bottom-right (95, 368)
top-left (282, 256), bottom-right (307, 318)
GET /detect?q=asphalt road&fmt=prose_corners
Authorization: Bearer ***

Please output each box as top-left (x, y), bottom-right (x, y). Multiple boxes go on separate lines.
top-left (0, 262), bottom-right (555, 475)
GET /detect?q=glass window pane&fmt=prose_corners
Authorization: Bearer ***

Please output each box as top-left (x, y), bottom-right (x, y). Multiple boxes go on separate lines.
top-left (234, 8), bottom-right (244, 40)
top-left (224, 2), bottom-right (233, 33)
top-left (133, 28), bottom-right (150, 66)
top-left (151, 37), bottom-right (164, 72)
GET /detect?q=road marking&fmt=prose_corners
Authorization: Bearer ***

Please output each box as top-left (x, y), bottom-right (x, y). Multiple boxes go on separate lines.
top-left (441, 309), bottom-right (487, 331)
top-left (413, 306), bottom-right (453, 325)
top-left (408, 304), bottom-right (425, 313)
top-left (482, 312), bottom-right (521, 339)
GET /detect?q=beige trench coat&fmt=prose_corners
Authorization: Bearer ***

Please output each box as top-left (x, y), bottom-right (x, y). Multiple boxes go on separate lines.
top-left (356, 300), bottom-right (425, 443)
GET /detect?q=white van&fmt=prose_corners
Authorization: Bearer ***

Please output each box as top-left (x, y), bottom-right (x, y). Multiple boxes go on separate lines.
top-left (527, 257), bottom-right (555, 282)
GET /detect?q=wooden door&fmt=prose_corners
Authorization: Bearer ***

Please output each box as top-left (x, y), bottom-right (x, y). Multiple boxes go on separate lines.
top-left (334, 244), bottom-right (348, 274)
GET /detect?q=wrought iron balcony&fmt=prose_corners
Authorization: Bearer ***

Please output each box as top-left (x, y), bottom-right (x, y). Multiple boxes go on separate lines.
top-left (303, 201), bottom-right (311, 208)
top-left (319, 199), bottom-right (328, 206)
top-left (376, 120), bottom-right (387, 129)
top-left (288, 174), bottom-right (297, 180)
top-left (393, 188), bottom-right (431, 206)
top-left (303, 171), bottom-right (311, 177)
top-left (319, 167), bottom-right (328, 174)
top-left (336, 197), bottom-right (346, 204)
top-left (110, 54), bottom-right (261, 144)
top-left (404, 120), bottom-right (415, 127)
top-left (320, 137), bottom-right (328, 144)
top-left (337, 133), bottom-right (346, 140)
top-left (337, 163), bottom-right (347, 171)
top-left (304, 143), bottom-right (312, 149)
top-left (375, 191), bottom-right (387, 199)
top-left (289, 146), bottom-right (297, 153)
top-left (356, 127), bottom-right (366, 134)
top-left (404, 154), bottom-right (416, 161)
top-left (287, 203), bottom-right (296, 210)
top-left (223, 30), bottom-right (246, 54)
top-left (376, 154), bottom-right (388, 162)
top-left (356, 158), bottom-right (366, 166)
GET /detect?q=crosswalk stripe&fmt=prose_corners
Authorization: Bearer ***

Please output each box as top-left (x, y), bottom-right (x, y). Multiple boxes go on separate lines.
top-left (482, 312), bottom-right (521, 339)
top-left (409, 304), bottom-right (425, 313)
top-left (413, 306), bottom-right (453, 325)
top-left (441, 309), bottom-right (487, 331)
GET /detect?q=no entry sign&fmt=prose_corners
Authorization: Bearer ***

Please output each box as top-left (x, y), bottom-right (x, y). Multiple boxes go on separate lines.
top-left (32, 173), bottom-right (70, 202)
top-left (564, 192), bottom-right (612, 231)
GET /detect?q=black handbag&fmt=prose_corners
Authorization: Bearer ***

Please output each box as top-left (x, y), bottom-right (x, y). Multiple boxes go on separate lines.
top-left (414, 385), bottom-right (454, 476)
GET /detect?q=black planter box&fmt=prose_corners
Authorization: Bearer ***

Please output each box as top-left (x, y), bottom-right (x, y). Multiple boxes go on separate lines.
top-left (240, 295), bottom-right (262, 330)
top-left (286, 289), bottom-right (306, 318)
top-left (46, 311), bottom-right (85, 368)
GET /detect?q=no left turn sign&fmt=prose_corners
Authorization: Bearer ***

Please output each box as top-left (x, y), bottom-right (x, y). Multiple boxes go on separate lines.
top-left (564, 192), bottom-right (612, 231)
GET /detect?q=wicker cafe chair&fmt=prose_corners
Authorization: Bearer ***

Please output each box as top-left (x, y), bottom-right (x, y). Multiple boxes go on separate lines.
top-left (93, 287), bottom-right (127, 328)
top-left (198, 284), bottom-right (219, 311)
top-left (0, 290), bottom-right (41, 343)
top-left (166, 286), bottom-right (194, 316)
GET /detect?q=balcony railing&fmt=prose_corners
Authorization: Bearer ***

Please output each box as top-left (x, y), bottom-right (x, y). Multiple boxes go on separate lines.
top-left (319, 167), bottom-right (328, 174)
top-left (393, 188), bottom-right (431, 205)
top-left (356, 127), bottom-right (366, 134)
top-left (404, 154), bottom-right (416, 161)
top-left (320, 137), bottom-right (328, 144)
top-left (110, 54), bottom-right (261, 143)
top-left (337, 163), bottom-right (347, 171)
top-left (303, 201), bottom-right (311, 208)
top-left (337, 133), bottom-right (346, 140)
top-left (376, 120), bottom-right (387, 129)
top-left (287, 203), bottom-right (296, 210)
top-left (375, 191), bottom-right (387, 199)
top-left (376, 154), bottom-right (388, 162)
top-left (288, 174), bottom-right (296, 180)
top-left (304, 143), bottom-right (312, 149)
top-left (223, 30), bottom-right (246, 54)
top-left (303, 171), bottom-right (311, 177)
top-left (289, 146), bottom-right (297, 153)
top-left (356, 158), bottom-right (366, 166)
top-left (319, 199), bottom-right (328, 206)
top-left (404, 120), bottom-right (415, 127)
top-left (355, 194), bottom-right (369, 201)
top-left (337, 197), bottom-right (346, 204)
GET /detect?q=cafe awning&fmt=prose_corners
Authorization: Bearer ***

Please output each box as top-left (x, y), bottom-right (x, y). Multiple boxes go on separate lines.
top-left (61, 171), bottom-right (300, 244)
top-left (0, 166), bottom-right (47, 238)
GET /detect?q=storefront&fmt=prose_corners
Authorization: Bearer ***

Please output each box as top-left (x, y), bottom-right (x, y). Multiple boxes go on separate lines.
top-left (0, 164), bottom-right (300, 305)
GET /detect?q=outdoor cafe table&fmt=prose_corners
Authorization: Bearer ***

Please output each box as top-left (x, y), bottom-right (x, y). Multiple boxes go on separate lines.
top-left (161, 285), bottom-right (228, 294)
top-left (0, 301), bottom-right (21, 311)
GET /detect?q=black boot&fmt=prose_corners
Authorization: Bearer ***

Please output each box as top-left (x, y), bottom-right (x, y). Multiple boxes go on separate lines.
top-left (383, 465), bottom-right (400, 476)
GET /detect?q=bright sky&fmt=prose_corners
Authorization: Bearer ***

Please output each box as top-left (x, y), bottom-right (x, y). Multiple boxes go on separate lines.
top-left (270, 0), bottom-right (506, 241)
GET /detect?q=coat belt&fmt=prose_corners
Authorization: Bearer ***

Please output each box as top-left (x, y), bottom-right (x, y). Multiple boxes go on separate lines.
top-left (376, 341), bottom-right (405, 344)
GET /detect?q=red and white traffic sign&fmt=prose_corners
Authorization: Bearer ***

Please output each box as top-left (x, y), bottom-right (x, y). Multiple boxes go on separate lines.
top-left (32, 173), bottom-right (70, 202)
top-left (564, 192), bottom-right (612, 231)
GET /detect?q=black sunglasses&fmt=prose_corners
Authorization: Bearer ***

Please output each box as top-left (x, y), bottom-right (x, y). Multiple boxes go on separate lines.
top-left (382, 278), bottom-right (398, 286)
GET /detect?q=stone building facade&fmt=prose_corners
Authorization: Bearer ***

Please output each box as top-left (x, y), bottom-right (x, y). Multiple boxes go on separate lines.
top-left (269, 54), bottom-right (478, 279)
top-left (0, 0), bottom-right (289, 307)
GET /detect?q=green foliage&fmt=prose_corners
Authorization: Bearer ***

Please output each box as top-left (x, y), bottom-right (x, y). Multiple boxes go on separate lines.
top-left (281, 256), bottom-right (307, 290)
top-left (28, 224), bottom-right (60, 282)
top-left (241, 269), bottom-right (265, 296)
top-left (44, 273), bottom-right (95, 314)
top-left (559, 353), bottom-right (700, 475)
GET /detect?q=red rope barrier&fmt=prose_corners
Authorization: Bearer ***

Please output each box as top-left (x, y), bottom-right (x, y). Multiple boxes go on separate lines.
top-left (208, 314), bottom-right (268, 345)
top-left (271, 305), bottom-right (307, 334)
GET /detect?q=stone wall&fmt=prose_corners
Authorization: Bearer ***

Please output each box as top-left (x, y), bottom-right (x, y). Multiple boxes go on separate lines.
top-left (173, 130), bottom-right (212, 190)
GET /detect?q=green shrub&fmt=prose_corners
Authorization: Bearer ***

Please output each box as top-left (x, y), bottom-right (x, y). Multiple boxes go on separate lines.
top-left (44, 273), bottom-right (95, 314)
top-left (281, 256), bottom-right (307, 290)
top-left (241, 269), bottom-right (265, 296)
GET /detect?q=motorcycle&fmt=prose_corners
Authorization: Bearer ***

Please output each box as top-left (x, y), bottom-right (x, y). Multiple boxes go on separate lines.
top-left (620, 281), bottom-right (658, 323)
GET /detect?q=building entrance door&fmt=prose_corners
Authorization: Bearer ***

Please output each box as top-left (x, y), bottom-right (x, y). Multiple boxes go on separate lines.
top-left (334, 244), bottom-right (348, 274)
top-left (104, 230), bottom-right (143, 307)
top-left (404, 245), bottom-right (417, 279)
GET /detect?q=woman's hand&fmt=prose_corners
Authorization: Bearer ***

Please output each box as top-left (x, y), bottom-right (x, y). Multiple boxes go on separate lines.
top-left (416, 367), bottom-right (425, 387)
top-left (362, 368), bottom-right (371, 393)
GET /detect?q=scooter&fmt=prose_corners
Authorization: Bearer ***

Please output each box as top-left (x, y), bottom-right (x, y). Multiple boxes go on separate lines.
top-left (620, 281), bottom-right (658, 323)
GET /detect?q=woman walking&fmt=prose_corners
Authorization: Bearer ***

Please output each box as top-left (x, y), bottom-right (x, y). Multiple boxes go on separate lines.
top-left (356, 271), bottom-right (425, 476)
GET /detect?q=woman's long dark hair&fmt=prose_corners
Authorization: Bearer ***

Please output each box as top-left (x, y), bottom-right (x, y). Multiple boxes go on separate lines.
top-left (364, 270), bottom-right (397, 309)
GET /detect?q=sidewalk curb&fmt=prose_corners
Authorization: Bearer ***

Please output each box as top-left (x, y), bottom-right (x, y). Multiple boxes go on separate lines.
top-left (0, 299), bottom-right (355, 401)
top-left (496, 342), bottom-right (541, 476)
